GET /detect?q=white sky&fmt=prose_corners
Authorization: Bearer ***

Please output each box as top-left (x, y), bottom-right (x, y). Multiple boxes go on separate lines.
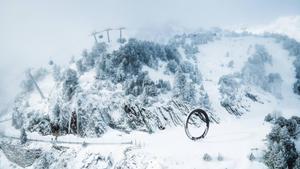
top-left (0, 0), bottom-right (299, 110)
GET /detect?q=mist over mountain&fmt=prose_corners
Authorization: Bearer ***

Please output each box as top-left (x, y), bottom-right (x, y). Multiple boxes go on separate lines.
top-left (0, 0), bottom-right (299, 114)
top-left (239, 15), bottom-right (300, 42)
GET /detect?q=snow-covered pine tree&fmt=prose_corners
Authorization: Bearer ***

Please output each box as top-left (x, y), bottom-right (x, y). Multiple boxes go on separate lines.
top-left (52, 103), bottom-right (60, 122)
top-left (190, 65), bottom-right (202, 84)
top-left (217, 153), bottom-right (224, 161)
top-left (264, 113), bottom-right (274, 122)
top-left (174, 70), bottom-right (186, 98)
top-left (144, 83), bottom-right (158, 97)
top-left (62, 69), bottom-right (79, 101)
top-left (286, 118), bottom-right (298, 137)
top-left (203, 153), bottom-right (212, 161)
top-left (241, 44), bottom-right (272, 90)
top-left (82, 49), bottom-right (95, 69)
top-left (182, 82), bottom-right (196, 104)
top-left (12, 107), bottom-right (24, 129)
top-left (266, 73), bottom-right (283, 99)
top-left (167, 60), bottom-right (178, 74)
top-left (274, 149), bottom-right (288, 169)
top-left (156, 79), bottom-right (171, 94)
top-left (180, 61), bottom-right (194, 74)
top-left (248, 153), bottom-right (255, 161)
top-left (115, 59), bottom-right (126, 82)
top-left (293, 157), bottom-right (300, 169)
top-left (20, 128), bottom-right (27, 144)
top-left (264, 116), bottom-right (299, 169)
top-left (76, 59), bottom-right (86, 74)
top-left (278, 128), bottom-right (298, 169)
top-left (52, 64), bottom-right (61, 81)
top-left (264, 142), bottom-right (287, 169)
top-left (20, 69), bottom-right (35, 93)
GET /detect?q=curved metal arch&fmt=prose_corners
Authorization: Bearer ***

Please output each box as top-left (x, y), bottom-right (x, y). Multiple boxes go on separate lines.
top-left (184, 108), bottom-right (210, 141)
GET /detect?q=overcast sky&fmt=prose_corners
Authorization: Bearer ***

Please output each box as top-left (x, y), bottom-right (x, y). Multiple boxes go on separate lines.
top-left (0, 0), bottom-right (300, 110)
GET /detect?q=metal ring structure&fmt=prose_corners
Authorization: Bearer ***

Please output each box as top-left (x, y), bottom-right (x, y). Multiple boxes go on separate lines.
top-left (184, 109), bottom-right (210, 141)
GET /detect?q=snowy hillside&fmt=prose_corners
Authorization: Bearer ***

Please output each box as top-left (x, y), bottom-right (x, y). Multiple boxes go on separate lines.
top-left (237, 15), bottom-right (300, 42)
top-left (1, 29), bottom-right (300, 169)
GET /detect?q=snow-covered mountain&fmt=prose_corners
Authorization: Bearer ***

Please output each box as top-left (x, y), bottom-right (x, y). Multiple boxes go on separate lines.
top-left (237, 15), bottom-right (300, 42)
top-left (1, 29), bottom-right (300, 169)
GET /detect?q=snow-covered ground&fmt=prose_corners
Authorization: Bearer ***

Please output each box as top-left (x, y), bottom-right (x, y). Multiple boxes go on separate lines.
top-left (0, 103), bottom-right (273, 169)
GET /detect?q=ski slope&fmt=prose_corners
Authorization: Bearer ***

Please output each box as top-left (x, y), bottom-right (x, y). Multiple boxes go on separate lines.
top-left (0, 109), bottom-right (272, 169)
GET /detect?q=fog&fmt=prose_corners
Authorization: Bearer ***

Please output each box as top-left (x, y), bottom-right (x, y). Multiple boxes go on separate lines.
top-left (0, 0), bottom-right (299, 112)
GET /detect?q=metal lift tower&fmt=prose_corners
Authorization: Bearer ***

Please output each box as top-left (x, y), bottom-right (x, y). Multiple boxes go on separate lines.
top-left (103, 28), bottom-right (112, 43)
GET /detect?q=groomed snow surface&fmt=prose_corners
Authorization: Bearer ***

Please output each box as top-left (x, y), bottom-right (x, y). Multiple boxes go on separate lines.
top-left (0, 114), bottom-right (271, 169)
top-left (0, 109), bottom-right (273, 169)
top-left (1, 35), bottom-right (300, 169)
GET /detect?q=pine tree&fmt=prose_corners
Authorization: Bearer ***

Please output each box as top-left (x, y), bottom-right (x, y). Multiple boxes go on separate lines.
top-left (12, 107), bottom-right (24, 129)
top-left (241, 44), bottom-right (272, 90)
top-left (228, 60), bottom-right (234, 68)
top-left (279, 138), bottom-right (298, 168)
top-left (217, 153), bottom-right (224, 161)
top-left (52, 64), bottom-right (61, 81)
top-left (183, 82), bottom-right (196, 103)
top-left (264, 142), bottom-right (287, 169)
top-left (52, 103), bottom-right (60, 121)
top-left (203, 153), bottom-right (212, 161)
top-left (264, 116), bottom-right (299, 169)
top-left (286, 119), bottom-right (298, 137)
top-left (174, 70), bottom-right (186, 97)
top-left (265, 113), bottom-right (274, 122)
top-left (76, 59), bottom-right (86, 74)
top-left (63, 69), bottom-right (79, 101)
top-left (273, 150), bottom-right (287, 169)
top-left (293, 157), bottom-right (300, 169)
top-left (115, 59), bottom-right (126, 82)
top-left (20, 128), bottom-right (27, 144)
top-left (20, 69), bottom-right (35, 92)
top-left (248, 153), bottom-right (255, 161)
top-left (267, 73), bottom-right (283, 99)
top-left (190, 66), bottom-right (202, 84)
top-left (180, 61), bottom-right (193, 73)
top-left (167, 60), bottom-right (178, 73)
top-left (279, 126), bottom-right (290, 141)
top-left (144, 84), bottom-right (158, 97)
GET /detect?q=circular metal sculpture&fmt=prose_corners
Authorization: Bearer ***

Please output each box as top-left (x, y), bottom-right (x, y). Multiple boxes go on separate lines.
top-left (185, 109), bottom-right (210, 141)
